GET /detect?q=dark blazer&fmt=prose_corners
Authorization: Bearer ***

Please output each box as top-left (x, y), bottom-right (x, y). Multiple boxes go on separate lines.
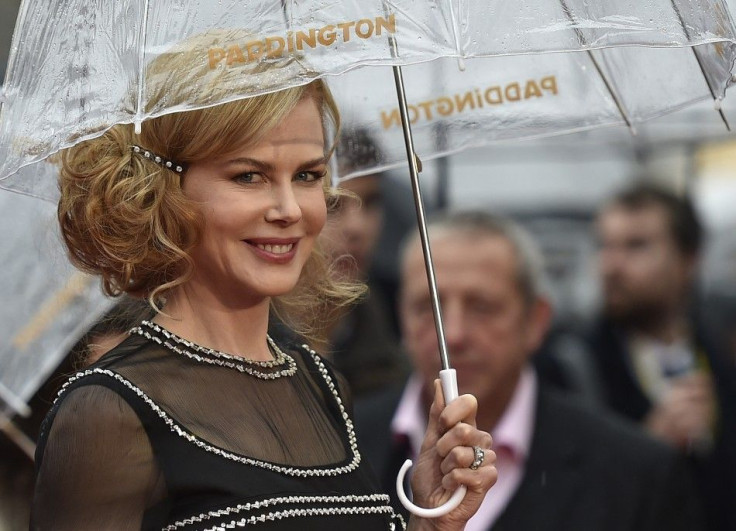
top-left (587, 316), bottom-right (736, 531)
top-left (354, 376), bottom-right (704, 531)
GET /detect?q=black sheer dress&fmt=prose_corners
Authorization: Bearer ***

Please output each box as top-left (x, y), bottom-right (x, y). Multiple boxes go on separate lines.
top-left (31, 321), bottom-right (405, 530)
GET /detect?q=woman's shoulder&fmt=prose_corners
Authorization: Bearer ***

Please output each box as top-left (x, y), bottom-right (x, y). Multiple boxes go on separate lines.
top-left (36, 369), bottom-right (148, 465)
top-left (37, 333), bottom-right (164, 447)
top-left (281, 340), bottom-right (355, 413)
top-left (91, 330), bottom-right (161, 369)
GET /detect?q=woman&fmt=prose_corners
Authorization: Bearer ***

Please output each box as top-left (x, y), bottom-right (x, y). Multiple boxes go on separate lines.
top-left (30, 37), bottom-right (496, 530)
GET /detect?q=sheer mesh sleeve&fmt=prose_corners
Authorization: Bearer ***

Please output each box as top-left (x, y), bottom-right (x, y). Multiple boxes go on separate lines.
top-left (31, 384), bottom-right (163, 530)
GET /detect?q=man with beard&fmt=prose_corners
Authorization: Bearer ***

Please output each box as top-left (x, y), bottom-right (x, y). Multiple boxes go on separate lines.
top-left (590, 182), bottom-right (736, 531)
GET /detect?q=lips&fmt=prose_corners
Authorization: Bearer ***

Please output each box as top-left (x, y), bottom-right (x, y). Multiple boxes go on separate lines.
top-left (245, 238), bottom-right (300, 263)
top-left (254, 242), bottom-right (294, 254)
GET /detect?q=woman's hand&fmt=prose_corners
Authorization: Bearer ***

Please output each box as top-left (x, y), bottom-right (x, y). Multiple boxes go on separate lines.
top-left (408, 380), bottom-right (497, 531)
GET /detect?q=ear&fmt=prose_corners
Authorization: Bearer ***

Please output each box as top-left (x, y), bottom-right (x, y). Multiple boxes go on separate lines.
top-left (524, 297), bottom-right (553, 355)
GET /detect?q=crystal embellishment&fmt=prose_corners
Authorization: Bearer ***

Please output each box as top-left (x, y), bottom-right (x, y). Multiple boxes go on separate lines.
top-left (131, 145), bottom-right (187, 174)
top-left (53, 344), bottom-right (362, 477)
top-left (160, 494), bottom-right (406, 530)
top-left (129, 321), bottom-right (297, 380)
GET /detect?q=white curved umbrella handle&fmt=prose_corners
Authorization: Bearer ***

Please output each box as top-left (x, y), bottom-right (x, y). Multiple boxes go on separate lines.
top-left (396, 369), bottom-right (467, 518)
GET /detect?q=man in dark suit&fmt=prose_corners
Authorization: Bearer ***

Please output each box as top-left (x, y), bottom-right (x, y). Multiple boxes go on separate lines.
top-left (355, 210), bottom-right (703, 530)
top-left (589, 182), bottom-right (736, 531)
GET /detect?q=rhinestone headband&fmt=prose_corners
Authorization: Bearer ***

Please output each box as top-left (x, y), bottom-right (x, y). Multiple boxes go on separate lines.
top-left (131, 145), bottom-right (187, 174)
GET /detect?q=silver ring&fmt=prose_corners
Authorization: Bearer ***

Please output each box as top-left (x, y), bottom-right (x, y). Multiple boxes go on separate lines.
top-left (469, 445), bottom-right (485, 470)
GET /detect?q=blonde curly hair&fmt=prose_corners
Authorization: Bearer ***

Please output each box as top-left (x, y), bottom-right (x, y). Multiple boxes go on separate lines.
top-left (57, 31), bottom-right (364, 342)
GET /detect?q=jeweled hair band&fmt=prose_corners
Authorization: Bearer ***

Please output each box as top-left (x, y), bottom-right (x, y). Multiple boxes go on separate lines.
top-left (131, 145), bottom-right (187, 174)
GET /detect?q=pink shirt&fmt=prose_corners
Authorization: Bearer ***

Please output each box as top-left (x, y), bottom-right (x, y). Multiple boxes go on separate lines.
top-left (391, 368), bottom-right (538, 530)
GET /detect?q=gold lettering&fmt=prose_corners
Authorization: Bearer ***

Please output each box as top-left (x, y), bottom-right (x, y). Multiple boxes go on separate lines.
top-left (208, 15), bottom-right (403, 68)
top-left (455, 91), bottom-right (475, 112)
top-left (524, 79), bottom-right (542, 99)
top-left (484, 86), bottom-right (503, 104)
top-left (287, 31), bottom-right (295, 53)
top-left (375, 14), bottom-right (396, 35)
top-left (296, 28), bottom-right (317, 50)
top-left (246, 40), bottom-right (264, 62)
top-left (378, 75), bottom-right (560, 127)
top-left (355, 18), bottom-right (374, 39)
top-left (408, 104), bottom-right (419, 124)
top-left (338, 21), bottom-right (356, 42)
top-left (225, 45), bottom-right (245, 66)
top-left (208, 48), bottom-right (226, 69)
top-left (474, 89), bottom-right (484, 108)
top-left (381, 109), bottom-right (401, 129)
top-left (436, 97), bottom-right (454, 116)
top-left (540, 75), bottom-right (558, 95)
top-left (318, 25), bottom-right (337, 46)
top-left (416, 101), bottom-right (434, 121)
top-left (265, 36), bottom-right (285, 59)
top-left (505, 82), bottom-right (521, 102)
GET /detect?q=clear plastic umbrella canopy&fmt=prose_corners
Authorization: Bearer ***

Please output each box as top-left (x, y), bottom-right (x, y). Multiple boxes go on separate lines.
top-left (0, 0), bottom-right (735, 434)
top-left (0, 0), bottom-right (735, 198)
top-left (0, 190), bottom-right (115, 420)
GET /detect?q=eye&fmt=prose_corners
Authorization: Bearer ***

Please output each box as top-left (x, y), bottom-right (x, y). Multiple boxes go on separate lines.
top-left (295, 170), bottom-right (327, 183)
top-left (233, 172), bottom-right (263, 184)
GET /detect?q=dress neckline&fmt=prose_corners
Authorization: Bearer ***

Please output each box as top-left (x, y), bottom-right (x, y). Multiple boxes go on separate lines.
top-left (129, 320), bottom-right (297, 380)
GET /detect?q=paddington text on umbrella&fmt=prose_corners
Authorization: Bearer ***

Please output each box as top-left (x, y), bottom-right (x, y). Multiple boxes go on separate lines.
top-left (380, 75), bottom-right (559, 129)
top-left (208, 14), bottom-right (396, 68)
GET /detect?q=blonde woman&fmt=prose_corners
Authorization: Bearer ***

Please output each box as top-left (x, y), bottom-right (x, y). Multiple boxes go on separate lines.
top-left (30, 34), bottom-right (496, 531)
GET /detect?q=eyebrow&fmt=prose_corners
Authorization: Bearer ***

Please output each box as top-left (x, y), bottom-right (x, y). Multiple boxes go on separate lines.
top-left (226, 157), bottom-right (328, 172)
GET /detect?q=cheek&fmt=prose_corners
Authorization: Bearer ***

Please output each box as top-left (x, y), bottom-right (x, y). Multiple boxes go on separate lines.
top-left (402, 311), bottom-right (434, 346)
top-left (307, 194), bottom-right (328, 234)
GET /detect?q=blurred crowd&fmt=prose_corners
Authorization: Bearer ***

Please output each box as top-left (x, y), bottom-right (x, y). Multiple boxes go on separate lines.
top-left (2, 163), bottom-right (736, 530)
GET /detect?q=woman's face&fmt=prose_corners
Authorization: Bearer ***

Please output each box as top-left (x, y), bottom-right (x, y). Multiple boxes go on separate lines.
top-left (181, 96), bottom-right (328, 306)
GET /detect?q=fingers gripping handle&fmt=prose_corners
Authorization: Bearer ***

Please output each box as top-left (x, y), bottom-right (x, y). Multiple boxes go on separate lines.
top-left (396, 369), bottom-right (467, 518)
top-left (439, 368), bottom-right (459, 403)
top-left (396, 462), bottom-right (467, 519)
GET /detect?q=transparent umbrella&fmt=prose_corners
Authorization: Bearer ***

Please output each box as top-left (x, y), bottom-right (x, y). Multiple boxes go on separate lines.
top-left (0, 189), bottom-right (115, 456)
top-left (0, 0), bottom-right (735, 197)
top-left (1, 0), bottom-right (736, 516)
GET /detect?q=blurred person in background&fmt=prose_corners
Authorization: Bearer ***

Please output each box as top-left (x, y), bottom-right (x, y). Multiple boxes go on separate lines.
top-left (355, 210), bottom-right (703, 530)
top-left (319, 129), bottom-right (411, 397)
top-left (589, 181), bottom-right (736, 531)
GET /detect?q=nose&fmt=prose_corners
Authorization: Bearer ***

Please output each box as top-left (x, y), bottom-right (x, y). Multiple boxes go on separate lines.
top-left (265, 182), bottom-right (302, 224)
top-left (597, 244), bottom-right (624, 278)
top-left (441, 301), bottom-right (467, 353)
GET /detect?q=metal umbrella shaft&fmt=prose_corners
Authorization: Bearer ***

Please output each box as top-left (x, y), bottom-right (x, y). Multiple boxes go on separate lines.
top-left (387, 31), bottom-right (466, 519)
top-left (390, 61), bottom-right (452, 373)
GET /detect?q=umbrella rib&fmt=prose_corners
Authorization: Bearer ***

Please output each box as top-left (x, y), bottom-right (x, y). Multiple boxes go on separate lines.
top-left (134, 0), bottom-right (151, 134)
top-left (446, 0), bottom-right (467, 70)
top-left (585, 50), bottom-right (635, 133)
top-left (557, 0), bottom-right (636, 135)
top-left (668, 0), bottom-right (731, 131)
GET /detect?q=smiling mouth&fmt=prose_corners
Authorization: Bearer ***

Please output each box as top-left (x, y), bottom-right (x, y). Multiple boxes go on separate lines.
top-left (254, 243), bottom-right (294, 254)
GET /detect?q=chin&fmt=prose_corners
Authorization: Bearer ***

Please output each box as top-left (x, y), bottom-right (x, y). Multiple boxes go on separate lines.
top-left (261, 278), bottom-right (302, 298)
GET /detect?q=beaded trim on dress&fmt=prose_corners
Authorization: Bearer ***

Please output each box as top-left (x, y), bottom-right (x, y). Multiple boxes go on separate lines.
top-left (129, 321), bottom-right (297, 380)
top-left (161, 494), bottom-right (406, 530)
top-left (52, 346), bottom-right (362, 477)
